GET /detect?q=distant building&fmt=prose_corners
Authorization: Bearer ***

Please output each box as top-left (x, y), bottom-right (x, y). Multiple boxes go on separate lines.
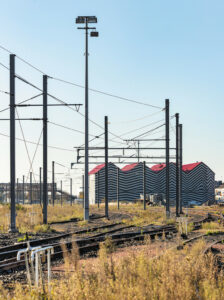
top-left (215, 184), bottom-right (224, 200)
top-left (89, 161), bottom-right (215, 206)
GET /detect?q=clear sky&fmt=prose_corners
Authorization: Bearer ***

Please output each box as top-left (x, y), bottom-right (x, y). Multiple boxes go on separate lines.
top-left (0, 0), bottom-right (223, 194)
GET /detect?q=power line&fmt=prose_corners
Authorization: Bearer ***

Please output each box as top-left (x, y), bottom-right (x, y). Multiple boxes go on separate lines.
top-left (0, 45), bottom-right (163, 109)
top-left (25, 128), bottom-right (43, 183)
top-left (51, 77), bottom-right (163, 109)
top-left (0, 131), bottom-right (74, 152)
top-left (0, 61), bottom-right (9, 70)
top-left (16, 108), bottom-right (37, 183)
top-left (0, 44), bottom-right (46, 75)
top-left (0, 89), bottom-right (10, 95)
top-left (16, 74), bottom-right (43, 92)
top-left (0, 93), bottom-right (42, 114)
top-left (111, 110), bottom-right (164, 124)
top-left (132, 123), bottom-right (165, 140)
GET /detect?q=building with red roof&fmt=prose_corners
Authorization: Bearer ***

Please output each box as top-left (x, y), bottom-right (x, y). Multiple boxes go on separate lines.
top-left (88, 161), bottom-right (214, 206)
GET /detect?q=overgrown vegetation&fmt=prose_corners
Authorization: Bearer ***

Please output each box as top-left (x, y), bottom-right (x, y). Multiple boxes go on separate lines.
top-left (1, 240), bottom-right (224, 299)
top-left (0, 203), bottom-right (83, 233)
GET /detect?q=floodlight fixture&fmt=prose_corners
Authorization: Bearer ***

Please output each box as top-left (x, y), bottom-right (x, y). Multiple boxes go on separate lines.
top-left (76, 16), bottom-right (85, 24)
top-left (90, 31), bottom-right (99, 37)
top-left (87, 16), bottom-right (97, 23)
top-left (76, 15), bottom-right (98, 221)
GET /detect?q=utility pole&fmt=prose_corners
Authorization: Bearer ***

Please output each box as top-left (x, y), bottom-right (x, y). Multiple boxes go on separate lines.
top-left (52, 161), bottom-right (55, 206)
top-left (30, 172), bottom-right (32, 204)
top-left (117, 168), bottom-right (119, 210)
top-left (76, 16), bottom-right (98, 221)
top-left (143, 161), bottom-right (146, 210)
top-left (43, 75), bottom-right (48, 224)
top-left (176, 113), bottom-right (179, 217)
top-left (39, 167), bottom-right (42, 205)
top-left (70, 178), bottom-right (72, 206)
top-left (9, 54), bottom-right (16, 232)
top-left (179, 124), bottom-right (183, 214)
top-left (105, 116), bottom-right (109, 218)
top-left (22, 175), bottom-right (25, 204)
top-left (165, 99), bottom-right (170, 217)
top-left (97, 173), bottom-right (99, 208)
top-left (137, 141), bottom-right (140, 163)
top-left (60, 180), bottom-right (63, 206)
top-left (16, 178), bottom-right (19, 203)
top-left (82, 174), bottom-right (84, 208)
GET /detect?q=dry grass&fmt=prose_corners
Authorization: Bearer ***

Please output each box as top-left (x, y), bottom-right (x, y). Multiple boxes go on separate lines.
top-left (1, 239), bottom-right (224, 299)
top-left (0, 203), bottom-right (83, 233)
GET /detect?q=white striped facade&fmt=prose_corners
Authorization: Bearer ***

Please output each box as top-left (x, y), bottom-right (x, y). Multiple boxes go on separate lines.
top-left (89, 162), bottom-right (215, 206)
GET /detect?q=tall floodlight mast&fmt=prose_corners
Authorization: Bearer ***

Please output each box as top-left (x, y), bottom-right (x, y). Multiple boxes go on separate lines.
top-left (76, 16), bottom-right (99, 221)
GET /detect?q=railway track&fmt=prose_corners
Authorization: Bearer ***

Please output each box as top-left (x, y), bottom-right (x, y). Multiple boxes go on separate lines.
top-left (0, 215), bottom-right (212, 274)
top-left (0, 223), bottom-right (177, 273)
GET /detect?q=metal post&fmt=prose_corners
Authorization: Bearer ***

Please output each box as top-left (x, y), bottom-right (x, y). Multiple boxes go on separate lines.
top-left (105, 116), bottom-right (109, 218)
top-left (176, 113), bottom-right (179, 217)
top-left (16, 178), bottom-right (19, 204)
top-left (39, 167), bottom-right (42, 205)
top-left (30, 172), bottom-right (32, 204)
top-left (60, 180), bottom-right (62, 207)
top-left (82, 174), bottom-right (84, 208)
top-left (22, 175), bottom-right (25, 205)
top-left (97, 173), bottom-right (99, 208)
top-left (143, 161), bottom-right (146, 210)
top-left (52, 161), bottom-right (55, 206)
top-left (70, 178), bottom-right (72, 206)
top-left (84, 19), bottom-right (89, 221)
top-left (179, 124), bottom-right (183, 214)
top-left (117, 168), bottom-right (119, 210)
top-left (9, 54), bottom-right (16, 232)
top-left (43, 75), bottom-right (48, 224)
top-left (165, 99), bottom-right (170, 217)
top-left (137, 141), bottom-right (140, 163)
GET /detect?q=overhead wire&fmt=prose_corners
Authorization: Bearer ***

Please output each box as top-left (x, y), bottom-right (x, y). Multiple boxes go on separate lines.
top-left (0, 131), bottom-right (74, 152)
top-left (110, 109), bottom-right (164, 124)
top-left (132, 123), bottom-right (165, 140)
top-left (0, 89), bottom-right (10, 95)
top-left (25, 128), bottom-right (43, 183)
top-left (16, 108), bottom-right (37, 183)
top-left (0, 93), bottom-right (42, 114)
top-left (0, 45), bottom-right (164, 110)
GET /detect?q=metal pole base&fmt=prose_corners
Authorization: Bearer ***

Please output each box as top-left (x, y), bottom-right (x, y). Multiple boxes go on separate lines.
top-left (8, 227), bottom-right (18, 233)
top-left (166, 211), bottom-right (170, 218)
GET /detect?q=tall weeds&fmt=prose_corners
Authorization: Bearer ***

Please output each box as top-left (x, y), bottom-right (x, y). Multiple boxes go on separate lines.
top-left (1, 240), bottom-right (224, 299)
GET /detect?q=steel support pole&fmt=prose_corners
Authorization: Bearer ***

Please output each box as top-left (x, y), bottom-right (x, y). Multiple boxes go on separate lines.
top-left (137, 141), bottom-right (140, 163)
top-left (165, 99), bottom-right (170, 217)
top-left (82, 174), bottom-right (84, 208)
top-left (16, 178), bottom-right (19, 203)
top-left (22, 175), bottom-right (25, 205)
top-left (60, 180), bottom-right (62, 207)
top-left (97, 173), bottom-right (99, 208)
top-left (70, 178), bottom-right (72, 206)
top-left (176, 113), bottom-right (179, 217)
top-left (9, 54), bottom-right (16, 232)
top-left (43, 75), bottom-right (48, 224)
top-left (105, 116), bottom-right (109, 218)
top-left (117, 168), bottom-right (119, 210)
top-left (30, 172), bottom-right (32, 204)
top-left (179, 124), bottom-right (183, 214)
top-left (52, 161), bottom-right (55, 206)
top-left (39, 167), bottom-right (42, 205)
top-left (84, 19), bottom-right (89, 221)
top-left (143, 161), bottom-right (146, 210)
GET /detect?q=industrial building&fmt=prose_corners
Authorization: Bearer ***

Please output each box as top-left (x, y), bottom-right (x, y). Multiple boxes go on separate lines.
top-left (89, 162), bottom-right (215, 206)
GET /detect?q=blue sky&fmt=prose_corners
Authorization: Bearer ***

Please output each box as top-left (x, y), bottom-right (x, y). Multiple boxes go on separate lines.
top-left (0, 0), bottom-right (223, 192)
